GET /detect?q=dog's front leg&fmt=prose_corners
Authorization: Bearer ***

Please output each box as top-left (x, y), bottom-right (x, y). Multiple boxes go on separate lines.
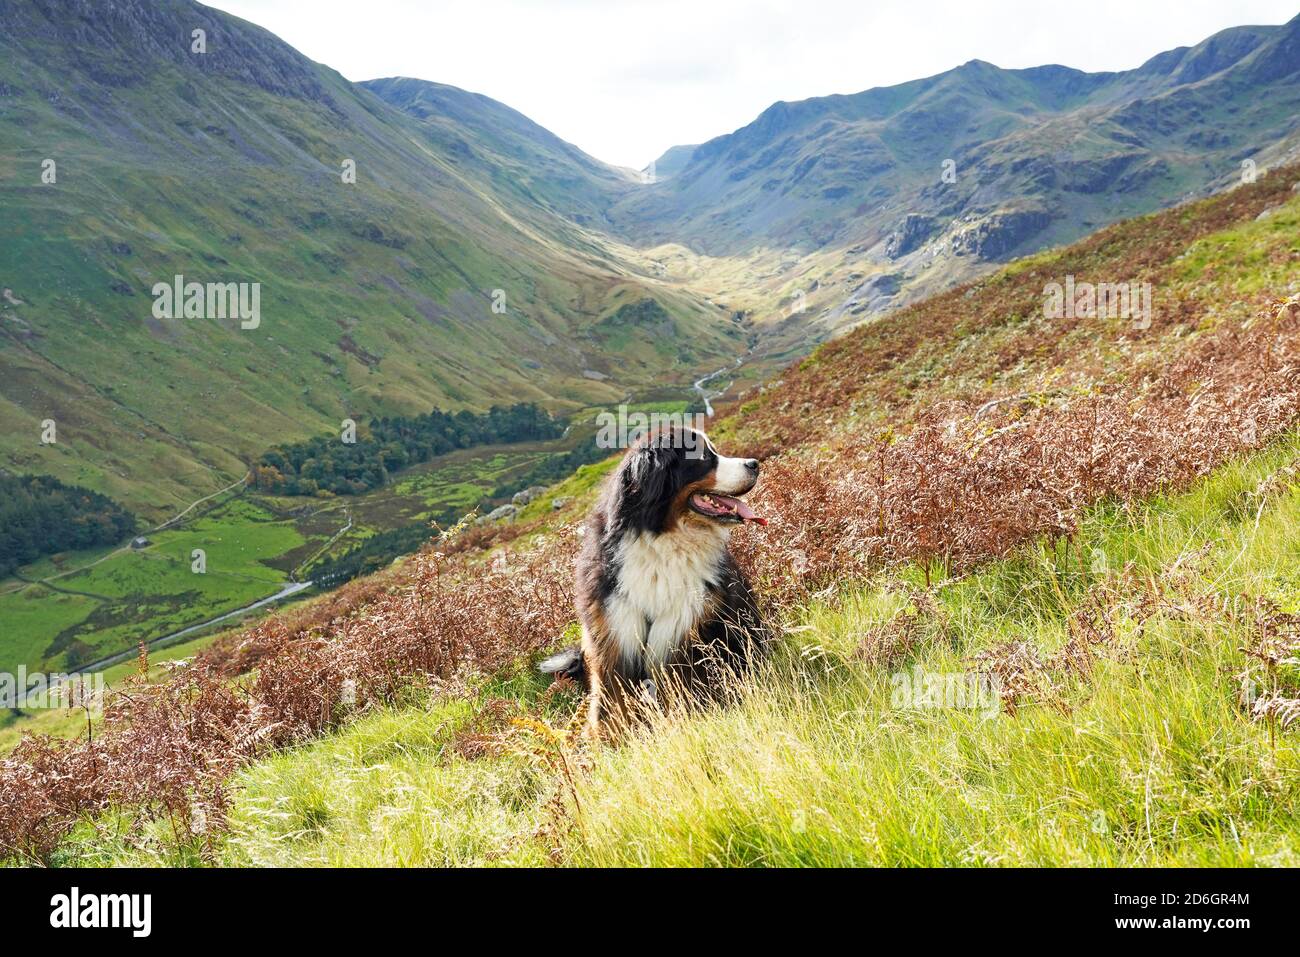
top-left (582, 626), bottom-right (648, 741)
top-left (586, 667), bottom-right (629, 741)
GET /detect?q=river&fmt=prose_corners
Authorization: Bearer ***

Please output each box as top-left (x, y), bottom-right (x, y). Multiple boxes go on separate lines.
top-left (693, 357), bottom-right (744, 416)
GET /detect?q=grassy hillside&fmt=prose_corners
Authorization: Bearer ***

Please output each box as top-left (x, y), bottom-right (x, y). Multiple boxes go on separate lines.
top-left (609, 15), bottom-right (1300, 336)
top-left (3, 159), bottom-right (1299, 867)
top-left (0, 0), bottom-right (741, 520)
top-left (66, 432), bottom-right (1300, 866)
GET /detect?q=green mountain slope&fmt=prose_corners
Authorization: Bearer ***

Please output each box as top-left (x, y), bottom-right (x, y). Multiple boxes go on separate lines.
top-left (618, 17), bottom-right (1300, 254)
top-left (0, 0), bottom-right (741, 518)
top-left (608, 15), bottom-right (1300, 333)
top-left (8, 159), bottom-right (1299, 867)
top-left (358, 76), bottom-right (639, 230)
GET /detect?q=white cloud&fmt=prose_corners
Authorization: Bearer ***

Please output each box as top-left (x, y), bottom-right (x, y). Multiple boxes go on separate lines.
top-left (206, 0), bottom-right (1299, 169)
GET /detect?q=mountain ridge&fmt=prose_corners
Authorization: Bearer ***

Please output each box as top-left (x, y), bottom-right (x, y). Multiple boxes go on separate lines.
top-left (615, 15), bottom-right (1300, 256)
top-left (0, 0), bottom-right (741, 517)
top-left (4, 1), bottom-right (1300, 517)
top-left (591, 13), bottom-right (1299, 355)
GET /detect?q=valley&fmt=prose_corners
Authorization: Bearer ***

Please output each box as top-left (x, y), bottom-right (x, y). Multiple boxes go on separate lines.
top-left (0, 436), bottom-right (538, 673)
top-left (2, 0), bottom-right (1299, 800)
top-left (0, 392), bottom-right (693, 685)
top-left (6, 151), bottom-right (1297, 866)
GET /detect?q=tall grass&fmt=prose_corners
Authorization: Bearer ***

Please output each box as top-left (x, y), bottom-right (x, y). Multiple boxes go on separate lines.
top-left (566, 440), bottom-right (1300, 866)
top-left (66, 434), bottom-right (1298, 867)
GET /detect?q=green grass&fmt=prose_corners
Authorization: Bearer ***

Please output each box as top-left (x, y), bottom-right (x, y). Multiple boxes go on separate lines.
top-left (513, 456), bottom-right (618, 525)
top-left (219, 687), bottom-right (559, 869)
top-left (345, 444), bottom-right (549, 534)
top-left (57, 664), bottom-right (581, 867)
top-left (61, 432), bottom-right (1300, 867)
top-left (0, 441), bottom-right (580, 677)
top-left (0, 588), bottom-right (99, 674)
top-left (0, 496), bottom-right (307, 673)
top-left (1169, 195), bottom-right (1300, 305)
top-left (564, 438), bottom-right (1300, 867)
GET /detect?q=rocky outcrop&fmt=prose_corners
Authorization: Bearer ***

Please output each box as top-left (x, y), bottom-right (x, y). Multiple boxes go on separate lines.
top-left (476, 503), bottom-right (517, 525)
top-left (511, 486), bottom-right (548, 507)
top-left (843, 271), bottom-right (904, 317)
top-left (1060, 153), bottom-right (1144, 195)
top-left (950, 209), bottom-right (1051, 260)
top-left (885, 214), bottom-right (938, 259)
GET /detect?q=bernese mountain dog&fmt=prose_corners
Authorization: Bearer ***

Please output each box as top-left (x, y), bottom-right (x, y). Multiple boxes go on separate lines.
top-left (540, 426), bottom-right (769, 737)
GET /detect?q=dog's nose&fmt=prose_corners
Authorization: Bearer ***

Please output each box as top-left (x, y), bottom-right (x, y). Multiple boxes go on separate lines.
top-left (744, 459), bottom-right (760, 474)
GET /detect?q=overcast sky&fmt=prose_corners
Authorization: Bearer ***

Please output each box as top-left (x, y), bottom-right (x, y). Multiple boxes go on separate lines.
top-left (205, 0), bottom-right (1299, 169)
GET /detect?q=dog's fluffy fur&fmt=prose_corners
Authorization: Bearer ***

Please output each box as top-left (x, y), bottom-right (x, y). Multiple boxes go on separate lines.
top-left (540, 427), bottom-right (769, 736)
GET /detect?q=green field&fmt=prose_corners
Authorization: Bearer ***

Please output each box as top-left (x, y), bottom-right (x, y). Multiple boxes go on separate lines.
top-left (0, 462), bottom-right (491, 670)
top-left (0, 446), bottom-right (537, 675)
top-left (0, 391), bottom-right (690, 682)
top-left (0, 620), bottom-right (231, 754)
top-left (342, 444), bottom-right (551, 537)
top-left (0, 494), bottom-right (304, 673)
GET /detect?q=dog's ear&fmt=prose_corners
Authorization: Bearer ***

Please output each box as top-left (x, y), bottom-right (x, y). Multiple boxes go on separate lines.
top-left (624, 443), bottom-right (669, 504)
top-left (623, 443), bottom-right (654, 492)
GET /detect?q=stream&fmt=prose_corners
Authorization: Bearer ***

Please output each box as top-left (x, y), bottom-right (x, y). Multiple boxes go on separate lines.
top-left (693, 357), bottom-right (744, 416)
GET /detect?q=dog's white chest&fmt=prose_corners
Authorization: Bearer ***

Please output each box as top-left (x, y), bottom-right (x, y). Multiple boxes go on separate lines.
top-left (607, 527), bottom-right (728, 667)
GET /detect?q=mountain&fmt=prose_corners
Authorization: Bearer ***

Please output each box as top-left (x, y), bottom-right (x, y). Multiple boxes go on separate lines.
top-left (358, 76), bottom-right (638, 228)
top-left (0, 0), bottom-right (742, 517)
top-left (644, 144), bottom-right (698, 181)
top-left (4, 1), bottom-right (1300, 519)
top-left (609, 15), bottom-right (1300, 333)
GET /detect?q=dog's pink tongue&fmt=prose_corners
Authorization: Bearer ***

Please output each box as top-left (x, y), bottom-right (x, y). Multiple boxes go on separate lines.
top-left (728, 496), bottom-right (767, 527)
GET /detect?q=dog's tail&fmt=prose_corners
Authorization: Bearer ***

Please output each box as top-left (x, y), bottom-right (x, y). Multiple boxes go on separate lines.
top-left (539, 644), bottom-right (586, 684)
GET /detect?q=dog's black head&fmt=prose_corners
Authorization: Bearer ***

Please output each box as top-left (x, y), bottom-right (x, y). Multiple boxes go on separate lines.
top-left (613, 427), bottom-right (765, 535)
